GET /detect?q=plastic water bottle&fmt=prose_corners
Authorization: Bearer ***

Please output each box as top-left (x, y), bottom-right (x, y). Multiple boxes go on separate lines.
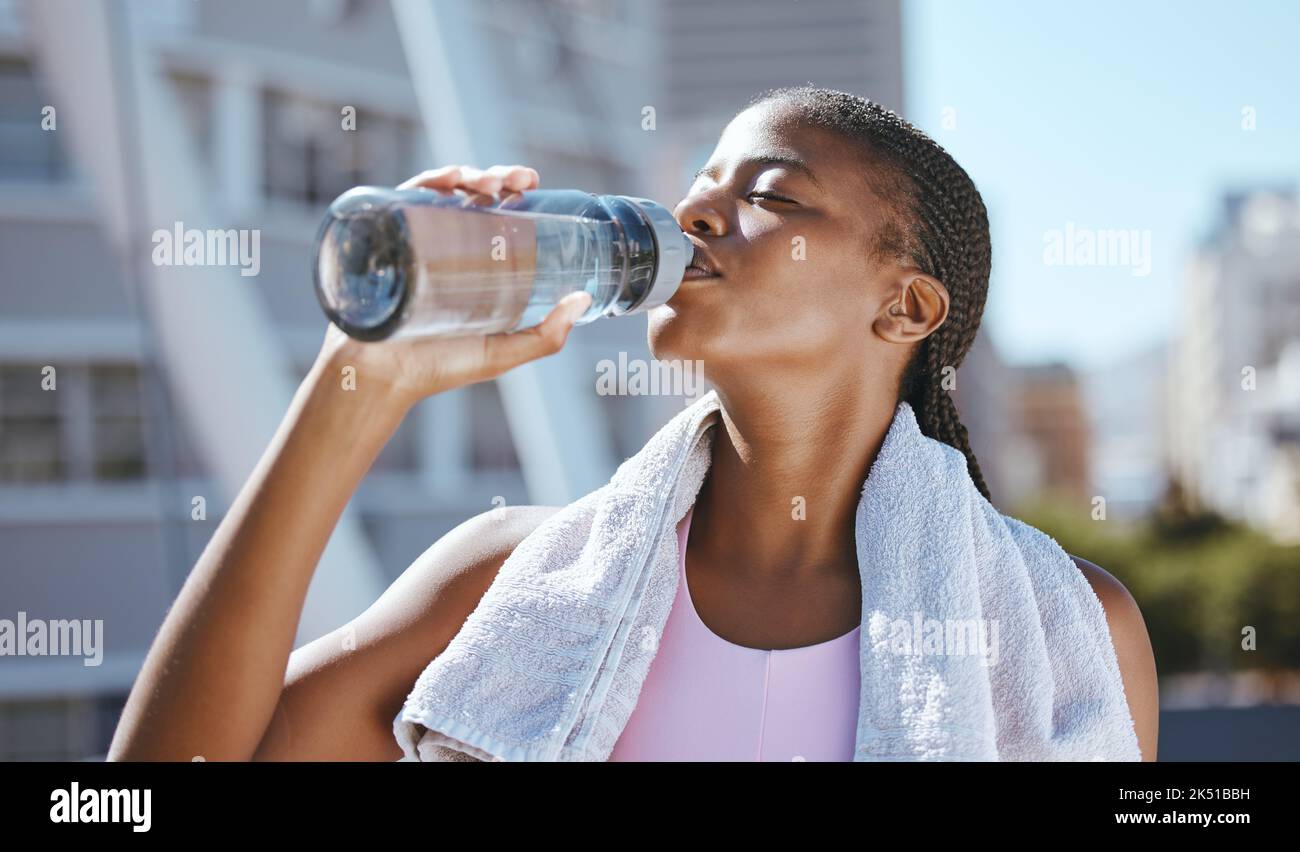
top-left (312, 185), bottom-right (693, 341)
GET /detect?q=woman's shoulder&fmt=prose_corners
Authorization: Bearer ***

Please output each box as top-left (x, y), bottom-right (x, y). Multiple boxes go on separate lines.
top-left (995, 505), bottom-right (1159, 758)
top-left (434, 504), bottom-right (566, 577)
top-left (1067, 553), bottom-right (1133, 613)
top-left (1066, 553), bottom-right (1148, 652)
top-left (384, 504), bottom-right (564, 638)
top-left (455, 503), bottom-right (565, 544)
top-left (1067, 552), bottom-right (1160, 760)
top-left (380, 503), bottom-right (564, 665)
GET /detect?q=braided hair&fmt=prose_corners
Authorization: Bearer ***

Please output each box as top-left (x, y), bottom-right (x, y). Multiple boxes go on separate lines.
top-left (742, 85), bottom-right (994, 503)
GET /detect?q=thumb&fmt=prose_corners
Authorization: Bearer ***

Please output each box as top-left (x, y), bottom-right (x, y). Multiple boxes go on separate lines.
top-left (483, 290), bottom-right (593, 368)
top-left (538, 290), bottom-right (593, 343)
top-left (561, 289), bottom-right (594, 321)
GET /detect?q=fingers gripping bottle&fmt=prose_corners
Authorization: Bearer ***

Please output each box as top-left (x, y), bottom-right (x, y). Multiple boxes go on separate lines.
top-left (312, 186), bottom-right (694, 341)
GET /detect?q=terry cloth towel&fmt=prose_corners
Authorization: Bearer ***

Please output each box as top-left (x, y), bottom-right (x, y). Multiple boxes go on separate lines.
top-left (393, 389), bottom-right (1142, 762)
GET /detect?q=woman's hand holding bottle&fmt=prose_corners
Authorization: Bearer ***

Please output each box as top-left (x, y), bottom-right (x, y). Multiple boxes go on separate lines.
top-left (315, 164), bottom-right (592, 415)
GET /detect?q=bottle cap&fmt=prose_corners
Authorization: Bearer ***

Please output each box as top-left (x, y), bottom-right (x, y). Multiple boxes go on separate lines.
top-left (616, 196), bottom-right (693, 313)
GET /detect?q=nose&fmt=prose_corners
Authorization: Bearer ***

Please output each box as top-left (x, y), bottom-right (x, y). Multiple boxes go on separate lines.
top-left (673, 189), bottom-right (728, 237)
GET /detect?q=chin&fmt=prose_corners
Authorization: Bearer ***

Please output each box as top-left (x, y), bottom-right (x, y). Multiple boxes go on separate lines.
top-left (649, 298), bottom-right (760, 384)
top-left (648, 303), bottom-right (706, 364)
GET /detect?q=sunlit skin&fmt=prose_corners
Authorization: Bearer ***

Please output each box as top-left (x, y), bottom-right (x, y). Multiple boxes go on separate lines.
top-left (650, 99), bottom-right (1159, 759)
top-left (108, 137), bottom-right (1158, 762)
top-left (648, 100), bottom-right (947, 653)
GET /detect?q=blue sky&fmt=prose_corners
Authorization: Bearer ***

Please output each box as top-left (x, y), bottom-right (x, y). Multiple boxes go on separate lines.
top-left (903, 0), bottom-right (1300, 369)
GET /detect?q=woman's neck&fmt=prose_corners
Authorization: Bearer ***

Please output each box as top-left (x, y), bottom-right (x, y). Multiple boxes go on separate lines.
top-left (691, 379), bottom-right (899, 578)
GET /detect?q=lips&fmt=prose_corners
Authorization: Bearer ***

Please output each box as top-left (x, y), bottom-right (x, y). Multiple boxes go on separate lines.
top-left (684, 244), bottom-right (722, 278)
top-left (683, 266), bottom-right (718, 281)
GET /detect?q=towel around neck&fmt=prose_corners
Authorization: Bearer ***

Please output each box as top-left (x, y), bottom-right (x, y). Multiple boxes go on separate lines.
top-left (394, 389), bottom-right (1142, 762)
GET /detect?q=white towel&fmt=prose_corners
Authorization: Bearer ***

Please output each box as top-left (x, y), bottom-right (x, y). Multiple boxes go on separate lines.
top-left (394, 389), bottom-right (1142, 762)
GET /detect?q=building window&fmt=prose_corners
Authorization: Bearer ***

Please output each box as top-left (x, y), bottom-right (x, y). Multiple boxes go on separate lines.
top-left (0, 694), bottom-right (126, 761)
top-left (0, 363), bottom-right (63, 481)
top-left (0, 57), bottom-right (71, 182)
top-left (0, 362), bottom-right (149, 484)
top-left (90, 364), bottom-right (147, 481)
top-left (262, 89), bottom-right (418, 208)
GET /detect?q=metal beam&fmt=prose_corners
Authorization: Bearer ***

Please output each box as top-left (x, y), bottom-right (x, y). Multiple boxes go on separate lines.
top-left (24, 0), bottom-right (388, 646)
top-left (391, 0), bottom-right (617, 506)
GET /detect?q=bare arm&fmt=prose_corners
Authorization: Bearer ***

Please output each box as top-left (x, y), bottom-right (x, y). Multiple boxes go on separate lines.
top-left (108, 163), bottom-right (590, 762)
top-left (251, 504), bottom-right (561, 761)
top-left (108, 353), bottom-right (405, 761)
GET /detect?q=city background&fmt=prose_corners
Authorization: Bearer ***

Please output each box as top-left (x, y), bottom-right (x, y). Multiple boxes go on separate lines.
top-left (0, 0), bottom-right (1296, 760)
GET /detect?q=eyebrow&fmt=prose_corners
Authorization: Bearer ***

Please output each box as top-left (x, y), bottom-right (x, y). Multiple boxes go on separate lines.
top-left (692, 155), bottom-right (823, 190)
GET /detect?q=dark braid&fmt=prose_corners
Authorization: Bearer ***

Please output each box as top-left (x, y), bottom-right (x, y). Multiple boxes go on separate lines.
top-left (743, 85), bottom-right (994, 503)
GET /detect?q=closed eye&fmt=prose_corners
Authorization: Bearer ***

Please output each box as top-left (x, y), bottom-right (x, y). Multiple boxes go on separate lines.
top-left (747, 190), bottom-right (795, 204)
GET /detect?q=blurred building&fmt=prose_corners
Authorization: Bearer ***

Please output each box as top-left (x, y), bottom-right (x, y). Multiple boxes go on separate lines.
top-left (1006, 362), bottom-right (1092, 504)
top-left (0, 0), bottom-right (904, 759)
top-left (1081, 343), bottom-right (1170, 520)
top-left (647, 0), bottom-right (904, 201)
top-left (1168, 188), bottom-right (1300, 542)
top-left (959, 329), bottom-right (1166, 520)
top-left (951, 326), bottom-right (1017, 507)
top-left (942, 329), bottom-right (1095, 514)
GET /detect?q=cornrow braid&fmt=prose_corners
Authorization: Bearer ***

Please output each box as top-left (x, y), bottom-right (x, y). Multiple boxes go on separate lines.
top-left (744, 84), bottom-right (994, 503)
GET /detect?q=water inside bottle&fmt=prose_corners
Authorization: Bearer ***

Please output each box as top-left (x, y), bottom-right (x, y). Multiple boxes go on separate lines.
top-left (316, 191), bottom-right (623, 340)
top-left (400, 203), bottom-right (617, 337)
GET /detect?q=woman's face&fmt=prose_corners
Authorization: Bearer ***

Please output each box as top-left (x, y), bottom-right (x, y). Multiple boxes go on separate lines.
top-left (648, 100), bottom-right (909, 385)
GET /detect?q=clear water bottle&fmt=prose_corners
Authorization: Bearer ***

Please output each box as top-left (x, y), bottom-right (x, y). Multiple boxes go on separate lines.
top-left (312, 185), bottom-right (693, 341)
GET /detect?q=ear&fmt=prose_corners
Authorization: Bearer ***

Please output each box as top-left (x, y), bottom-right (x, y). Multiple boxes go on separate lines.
top-left (871, 269), bottom-right (949, 344)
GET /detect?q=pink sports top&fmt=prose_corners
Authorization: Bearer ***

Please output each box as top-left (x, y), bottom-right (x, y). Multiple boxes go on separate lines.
top-left (609, 505), bottom-right (862, 761)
